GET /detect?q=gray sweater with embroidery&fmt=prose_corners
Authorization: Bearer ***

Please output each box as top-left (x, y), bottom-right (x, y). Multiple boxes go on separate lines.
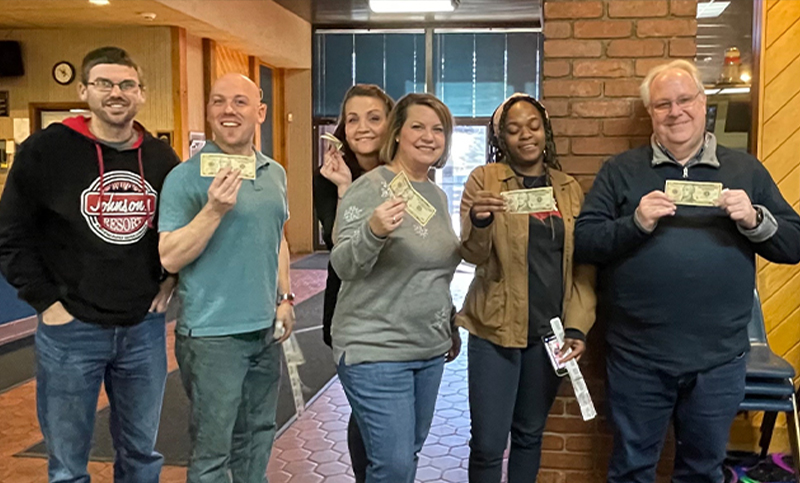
top-left (330, 166), bottom-right (461, 365)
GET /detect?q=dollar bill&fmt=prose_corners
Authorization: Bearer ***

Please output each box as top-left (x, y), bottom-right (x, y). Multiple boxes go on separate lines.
top-left (282, 334), bottom-right (307, 415)
top-left (200, 153), bottom-right (256, 180)
top-left (500, 187), bottom-right (556, 214)
top-left (664, 180), bottom-right (723, 207)
top-left (550, 317), bottom-right (597, 421)
top-left (388, 171), bottom-right (437, 226)
top-left (321, 132), bottom-right (343, 151)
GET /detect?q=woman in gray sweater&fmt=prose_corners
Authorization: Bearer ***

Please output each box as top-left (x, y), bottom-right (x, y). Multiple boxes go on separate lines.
top-left (331, 93), bottom-right (461, 483)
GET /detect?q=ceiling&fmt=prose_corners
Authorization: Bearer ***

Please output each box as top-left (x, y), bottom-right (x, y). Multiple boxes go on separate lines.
top-left (272, 0), bottom-right (542, 28)
top-left (0, 0), bottom-right (751, 80)
top-left (0, 0), bottom-right (312, 68)
top-left (0, 0), bottom-right (195, 29)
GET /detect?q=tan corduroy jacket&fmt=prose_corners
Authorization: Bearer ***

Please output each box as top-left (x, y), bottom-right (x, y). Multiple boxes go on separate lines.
top-left (456, 163), bottom-right (597, 348)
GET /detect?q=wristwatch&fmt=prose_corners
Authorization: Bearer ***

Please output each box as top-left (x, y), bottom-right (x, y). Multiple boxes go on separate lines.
top-left (277, 292), bottom-right (296, 306)
top-left (754, 207), bottom-right (764, 227)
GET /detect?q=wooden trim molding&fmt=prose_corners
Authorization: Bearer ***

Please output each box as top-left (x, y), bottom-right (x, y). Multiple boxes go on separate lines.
top-left (249, 56), bottom-right (261, 152)
top-left (752, 0), bottom-right (764, 158)
top-left (202, 38), bottom-right (216, 140)
top-left (273, 67), bottom-right (286, 166)
top-left (171, 27), bottom-right (189, 159)
top-left (28, 102), bottom-right (89, 132)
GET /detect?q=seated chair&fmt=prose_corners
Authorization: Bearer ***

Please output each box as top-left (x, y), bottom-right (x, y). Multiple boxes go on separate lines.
top-left (740, 289), bottom-right (800, 479)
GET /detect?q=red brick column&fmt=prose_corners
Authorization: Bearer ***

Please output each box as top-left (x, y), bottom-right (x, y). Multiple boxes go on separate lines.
top-left (542, 0), bottom-right (698, 192)
top-left (539, 1), bottom-right (698, 482)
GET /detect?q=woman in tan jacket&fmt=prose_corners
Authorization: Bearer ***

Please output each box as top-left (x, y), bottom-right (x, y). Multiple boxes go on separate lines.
top-left (458, 94), bottom-right (596, 483)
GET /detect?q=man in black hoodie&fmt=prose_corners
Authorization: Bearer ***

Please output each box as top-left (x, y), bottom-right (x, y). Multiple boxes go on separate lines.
top-left (0, 47), bottom-right (179, 482)
top-left (575, 59), bottom-right (800, 483)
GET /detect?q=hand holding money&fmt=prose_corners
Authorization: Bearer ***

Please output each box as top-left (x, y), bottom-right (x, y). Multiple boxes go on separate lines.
top-left (206, 167), bottom-right (242, 216)
top-left (369, 198), bottom-right (406, 237)
top-left (470, 190), bottom-right (506, 220)
top-left (274, 302), bottom-right (296, 343)
top-left (321, 146), bottom-right (352, 193)
top-left (558, 338), bottom-right (586, 363)
top-left (635, 190), bottom-right (676, 232)
top-left (717, 189), bottom-right (758, 229)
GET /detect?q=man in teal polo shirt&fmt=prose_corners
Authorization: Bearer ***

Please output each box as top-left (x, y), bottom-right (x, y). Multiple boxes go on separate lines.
top-left (158, 73), bottom-right (294, 483)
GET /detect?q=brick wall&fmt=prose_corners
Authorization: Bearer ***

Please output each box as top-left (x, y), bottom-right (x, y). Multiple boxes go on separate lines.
top-left (539, 1), bottom-right (698, 482)
top-left (542, 0), bottom-right (698, 192)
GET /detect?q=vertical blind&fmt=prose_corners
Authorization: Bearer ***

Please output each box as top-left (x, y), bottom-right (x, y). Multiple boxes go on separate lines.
top-left (314, 32), bottom-right (425, 117)
top-left (314, 30), bottom-right (542, 119)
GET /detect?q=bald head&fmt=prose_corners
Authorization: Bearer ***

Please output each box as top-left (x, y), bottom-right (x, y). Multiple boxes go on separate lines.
top-left (207, 73), bottom-right (267, 156)
top-left (210, 73), bottom-right (261, 101)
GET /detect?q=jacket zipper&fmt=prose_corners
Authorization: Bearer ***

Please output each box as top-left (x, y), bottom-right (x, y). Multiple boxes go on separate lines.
top-left (683, 166), bottom-right (689, 179)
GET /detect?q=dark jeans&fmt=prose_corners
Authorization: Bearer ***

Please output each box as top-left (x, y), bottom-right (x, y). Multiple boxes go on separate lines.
top-left (35, 313), bottom-right (167, 483)
top-left (176, 328), bottom-right (281, 483)
top-left (467, 334), bottom-right (563, 483)
top-left (606, 350), bottom-right (747, 483)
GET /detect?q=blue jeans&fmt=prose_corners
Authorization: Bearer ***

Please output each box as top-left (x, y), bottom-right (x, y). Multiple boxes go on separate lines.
top-left (337, 355), bottom-right (445, 483)
top-left (467, 334), bottom-right (563, 483)
top-left (175, 328), bottom-right (281, 483)
top-left (606, 350), bottom-right (747, 483)
top-left (35, 313), bottom-right (168, 483)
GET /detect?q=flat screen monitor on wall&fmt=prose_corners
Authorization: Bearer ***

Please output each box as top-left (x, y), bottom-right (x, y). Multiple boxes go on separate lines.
top-left (0, 41), bottom-right (24, 77)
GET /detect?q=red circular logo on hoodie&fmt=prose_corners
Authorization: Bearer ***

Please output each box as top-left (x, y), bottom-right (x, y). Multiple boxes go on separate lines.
top-left (81, 171), bottom-right (157, 245)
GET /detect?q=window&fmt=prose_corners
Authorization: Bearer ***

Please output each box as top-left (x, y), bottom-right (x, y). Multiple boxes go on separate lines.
top-left (434, 31), bottom-right (542, 118)
top-left (435, 124), bottom-right (488, 235)
top-left (314, 32), bottom-right (425, 117)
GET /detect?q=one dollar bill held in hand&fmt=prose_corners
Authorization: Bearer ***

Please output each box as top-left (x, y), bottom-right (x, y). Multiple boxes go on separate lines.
top-left (500, 187), bottom-right (556, 214)
top-left (200, 153), bottom-right (256, 180)
top-left (320, 132), bottom-right (343, 151)
top-left (388, 171), bottom-right (436, 226)
top-left (664, 180), bottom-right (723, 207)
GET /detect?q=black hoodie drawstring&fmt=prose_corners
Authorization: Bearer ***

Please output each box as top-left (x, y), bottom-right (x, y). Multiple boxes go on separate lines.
top-left (94, 142), bottom-right (154, 232)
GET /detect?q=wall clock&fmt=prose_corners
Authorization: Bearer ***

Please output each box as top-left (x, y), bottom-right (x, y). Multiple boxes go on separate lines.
top-left (52, 61), bottom-right (76, 86)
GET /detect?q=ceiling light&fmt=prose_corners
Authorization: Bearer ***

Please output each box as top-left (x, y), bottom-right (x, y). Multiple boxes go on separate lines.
top-left (720, 86), bottom-right (750, 95)
top-left (89, 0), bottom-right (110, 5)
top-left (696, 1), bottom-right (730, 19)
top-left (369, 0), bottom-right (459, 14)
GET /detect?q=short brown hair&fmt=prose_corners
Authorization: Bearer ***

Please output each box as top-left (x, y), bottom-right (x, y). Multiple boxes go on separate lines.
top-left (331, 85), bottom-right (395, 178)
top-left (81, 46), bottom-right (144, 86)
top-left (379, 93), bottom-right (454, 169)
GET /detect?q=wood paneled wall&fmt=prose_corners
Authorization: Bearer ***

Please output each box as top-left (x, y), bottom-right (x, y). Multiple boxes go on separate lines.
top-left (758, 0), bottom-right (800, 383)
top-left (214, 43), bottom-right (250, 80)
top-left (728, 0), bottom-right (800, 453)
top-left (0, 27), bottom-right (174, 136)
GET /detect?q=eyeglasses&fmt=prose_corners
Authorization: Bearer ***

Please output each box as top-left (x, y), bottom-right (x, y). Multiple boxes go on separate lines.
top-left (86, 78), bottom-right (142, 92)
top-left (650, 91), bottom-right (702, 114)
